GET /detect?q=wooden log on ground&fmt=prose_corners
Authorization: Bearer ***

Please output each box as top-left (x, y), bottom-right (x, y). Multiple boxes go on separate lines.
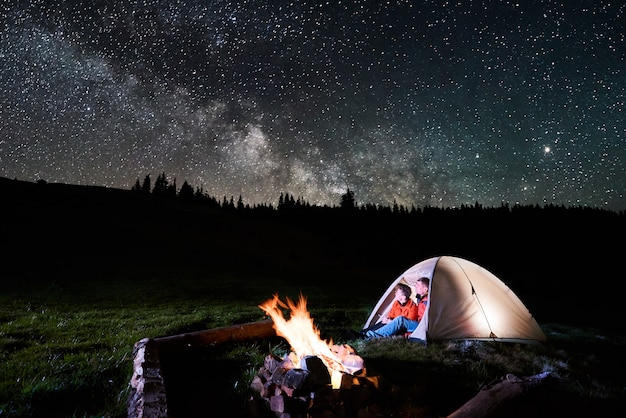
top-left (127, 338), bottom-right (167, 418)
top-left (447, 372), bottom-right (551, 418)
top-left (153, 318), bottom-right (275, 353)
top-left (127, 320), bottom-right (277, 418)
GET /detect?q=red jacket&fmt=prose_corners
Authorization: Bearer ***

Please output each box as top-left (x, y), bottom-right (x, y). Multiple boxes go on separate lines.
top-left (416, 294), bottom-right (428, 322)
top-left (388, 299), bottom-right (420, 321)
top-left (388, 293), bottom-right (428, 322)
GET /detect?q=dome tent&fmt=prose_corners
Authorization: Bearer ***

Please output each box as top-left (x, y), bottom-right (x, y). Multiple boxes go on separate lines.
top-left (363, 256), bottom-right (546, 343)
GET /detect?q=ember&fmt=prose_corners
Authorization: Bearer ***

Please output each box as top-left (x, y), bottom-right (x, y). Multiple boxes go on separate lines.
top-left (253, 294), bottom-right (382, 416)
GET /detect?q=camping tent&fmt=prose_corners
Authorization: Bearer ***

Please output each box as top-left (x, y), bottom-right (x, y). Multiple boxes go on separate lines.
top-left (363, 256), bottom-right (546, 343)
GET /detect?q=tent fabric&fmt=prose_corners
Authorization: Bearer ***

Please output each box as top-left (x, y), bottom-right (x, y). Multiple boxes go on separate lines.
top-left (363, 256), bottom-right (546, 343)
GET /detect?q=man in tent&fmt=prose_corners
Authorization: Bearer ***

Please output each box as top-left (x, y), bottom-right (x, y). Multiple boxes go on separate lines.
top-left (364, 278), bottom-right (429, 339)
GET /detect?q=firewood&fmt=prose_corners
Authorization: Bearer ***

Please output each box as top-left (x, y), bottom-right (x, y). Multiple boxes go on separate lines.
top-left (250, 375), bottom-right (266, 396)
top-left (270, 366), bottom-right (289, 386)
top-left (301, 356), bottom-right (331, 388)
top-left (270, 394), bottom-right (308, 414)
top-left (129, 320), bottom-right (277, 418)
top-left (280, 385), bottom-right (296, 397)
top-left (153, 319), bottom-right (275, 353)
top-left (264, 354), bottom-right (283, 373)
top-left (283, 368), bottom-right (310, 389)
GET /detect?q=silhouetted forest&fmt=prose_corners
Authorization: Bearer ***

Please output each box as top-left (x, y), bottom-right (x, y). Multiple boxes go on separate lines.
top-left (2, 175), bottom-right (625, 331)
top-left (130, 172), bottom-right (626, 217)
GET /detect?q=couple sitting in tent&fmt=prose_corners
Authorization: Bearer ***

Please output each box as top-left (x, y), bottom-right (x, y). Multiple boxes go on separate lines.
top-left (361, 277), bottom-right (429, 340)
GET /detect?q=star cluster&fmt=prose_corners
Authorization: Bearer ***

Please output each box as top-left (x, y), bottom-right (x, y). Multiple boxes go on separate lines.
top-left (1, 1), bottom-right (624, 210)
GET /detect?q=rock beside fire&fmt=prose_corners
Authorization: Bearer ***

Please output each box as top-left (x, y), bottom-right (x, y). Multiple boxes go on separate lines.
top-left (250, 347), bottom-right (385, 417)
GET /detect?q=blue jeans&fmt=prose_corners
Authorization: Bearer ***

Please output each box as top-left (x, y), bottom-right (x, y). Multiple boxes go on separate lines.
top-left (365, 316), bottom-right (419, 339)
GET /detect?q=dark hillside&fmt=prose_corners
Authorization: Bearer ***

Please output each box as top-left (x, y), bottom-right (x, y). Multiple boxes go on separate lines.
top-left (0, 178), bottom-right (345, 286)
top-left (1, 177), bottom-right (624, 331)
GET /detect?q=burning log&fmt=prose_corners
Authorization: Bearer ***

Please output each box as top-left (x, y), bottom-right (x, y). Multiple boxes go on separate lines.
top-left (254, 294), bottom-right (387, 416)
top-left (250, 347), bottom-right (383, 417)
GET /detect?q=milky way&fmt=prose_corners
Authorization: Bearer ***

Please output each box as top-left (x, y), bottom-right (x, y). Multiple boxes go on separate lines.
top-left (1, 1), bottom-right (624, 210)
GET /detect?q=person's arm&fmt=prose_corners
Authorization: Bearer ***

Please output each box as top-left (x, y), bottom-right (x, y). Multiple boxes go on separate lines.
top-left (405, 301), bottom-right (420, 321)
top-left (416, 299), bottom-right (427, 322)
top-left (383, 301), bottom-right (401, 323)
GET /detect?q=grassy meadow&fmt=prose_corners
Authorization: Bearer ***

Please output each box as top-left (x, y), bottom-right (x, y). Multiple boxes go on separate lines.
top-left (1, 177), bottom-right (625, 417)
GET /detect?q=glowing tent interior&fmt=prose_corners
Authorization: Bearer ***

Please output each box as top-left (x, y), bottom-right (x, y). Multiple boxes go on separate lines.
top-left (363, 255), bottom-right (547, 343)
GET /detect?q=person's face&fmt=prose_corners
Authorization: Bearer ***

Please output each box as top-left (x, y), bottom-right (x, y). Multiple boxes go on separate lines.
top-left (416, 281), bottom-right (428, 295)
top-left (395, 288), bottom-right (408, 304)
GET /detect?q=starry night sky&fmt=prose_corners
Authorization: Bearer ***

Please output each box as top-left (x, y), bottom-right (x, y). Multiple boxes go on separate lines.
top-left (1, 1), bottom-right (624, 210)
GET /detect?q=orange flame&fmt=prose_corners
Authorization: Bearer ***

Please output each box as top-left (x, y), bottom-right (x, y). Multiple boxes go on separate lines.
top-left (259, 294), bottom-right (347, 373)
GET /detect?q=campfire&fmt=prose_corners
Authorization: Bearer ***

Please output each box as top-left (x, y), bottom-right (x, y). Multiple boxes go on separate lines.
top-left (251, 294), bottom-right (382, 416)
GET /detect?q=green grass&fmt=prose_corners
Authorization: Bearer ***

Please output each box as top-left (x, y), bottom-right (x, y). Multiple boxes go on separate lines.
top-left (1, 275), bottom-right (625, 417)
top-left (0, 275), bottom-right (270, 417)
top-left (0, 272), bottom-right (362, 417)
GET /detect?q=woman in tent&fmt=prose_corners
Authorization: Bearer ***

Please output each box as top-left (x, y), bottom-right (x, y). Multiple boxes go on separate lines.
top-left (364, 278), bottom-right (429, 339)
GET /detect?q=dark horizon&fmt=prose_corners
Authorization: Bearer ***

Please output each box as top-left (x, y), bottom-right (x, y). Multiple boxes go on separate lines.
top-left (5, 175), bottom-right (625, 216)
top-left (2, 173), bottom-right (625, 332)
